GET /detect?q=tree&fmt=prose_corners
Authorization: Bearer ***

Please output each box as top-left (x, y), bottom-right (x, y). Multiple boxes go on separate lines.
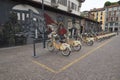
top-left (118, 0), bottom-right (120, 5)
top-left (104, 1), bottom-right (111, 7)
top-left (112, 2), bottom-right (117, 5)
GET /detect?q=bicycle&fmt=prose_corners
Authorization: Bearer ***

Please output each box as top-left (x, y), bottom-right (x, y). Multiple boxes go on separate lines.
top-left (76, 33), bottom-right (94, 46)
top-left (47, 32), bottom-right (71, 56)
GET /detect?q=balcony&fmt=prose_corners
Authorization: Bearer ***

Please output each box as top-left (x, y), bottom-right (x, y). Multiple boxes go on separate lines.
top-left (51, 3), bottom-right (59, 8)
top-left (67, 7), bottom-right (72, 12)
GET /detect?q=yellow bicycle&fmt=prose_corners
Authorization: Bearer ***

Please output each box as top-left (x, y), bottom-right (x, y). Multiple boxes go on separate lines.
top-left (47, 32), bottom-right (71, 56)
top-left (65, 36), bottom-right (82, 51)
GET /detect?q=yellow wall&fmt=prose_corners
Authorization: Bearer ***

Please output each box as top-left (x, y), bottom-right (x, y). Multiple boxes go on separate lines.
top-left (91, 11), bottom-right (105, 31)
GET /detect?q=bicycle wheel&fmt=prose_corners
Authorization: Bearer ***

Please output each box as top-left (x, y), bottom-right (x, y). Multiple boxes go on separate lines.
top-left (87, 40), bottom-right (94, 46)
top-left (73, 44), bottom-right (82, 51)
top-left (97, 38), bottom-right (102, 42)
top-left (61, 48), bottom-right (71, 56)
top-left (47, 41), bottom-right (54, 52)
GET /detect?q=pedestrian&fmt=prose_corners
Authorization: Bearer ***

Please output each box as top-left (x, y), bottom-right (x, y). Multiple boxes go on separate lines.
top-left (46, 25), bottom-right (52, 35)
top-left (58, 24), bottom-right (67, 42)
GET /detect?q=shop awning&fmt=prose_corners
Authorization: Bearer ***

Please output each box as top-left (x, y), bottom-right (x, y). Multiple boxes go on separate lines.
top-left (44, 13), bottom-right (55, 25)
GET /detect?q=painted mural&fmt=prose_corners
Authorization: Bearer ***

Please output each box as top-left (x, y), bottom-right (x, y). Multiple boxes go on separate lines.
top-left (0, 0), bottom-right (100, 48)
top-left (0, 1), bottom-right (81, 48)
top-left (0, 2), bottom-right (45, 48)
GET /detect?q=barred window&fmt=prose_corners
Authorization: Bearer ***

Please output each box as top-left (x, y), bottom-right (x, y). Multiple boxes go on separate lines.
top-left (110, 22), bottom-right (113, 26)
top-left (115, 23), bottom-right (118, 26)
top-left (58, 0), bottom-right (67, 6)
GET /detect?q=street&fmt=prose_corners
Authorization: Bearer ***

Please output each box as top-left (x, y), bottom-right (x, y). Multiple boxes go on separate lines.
top-left (0, 35), bottom-right (120, 80)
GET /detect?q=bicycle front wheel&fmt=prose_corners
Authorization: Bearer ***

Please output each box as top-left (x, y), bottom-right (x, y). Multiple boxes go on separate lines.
top-left (73, 44), bottom-right (82, 51)
top-left (47, 41), bottom-right (54, 52)
top-left (87, 40), bottom-right (94, 46)
top-left (61, 48), bottom-right (71, 56)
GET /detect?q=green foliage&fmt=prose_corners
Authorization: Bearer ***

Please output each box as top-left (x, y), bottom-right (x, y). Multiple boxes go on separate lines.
top-left (104, 1), bottom-right (111, 6)
top-left (104, 1), bottom-right (119, 7)
top-left (112, 2), bottom-right (117, 5)
top-left (118, 1), bottom-right (120, 5)
top-left (2, 11), bottom-right (26, 47)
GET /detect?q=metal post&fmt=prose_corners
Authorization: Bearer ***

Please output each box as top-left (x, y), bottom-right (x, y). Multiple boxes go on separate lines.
top-left (33, 23), bottom-right (37, 57)
top-left (33, 38), bottom-right (36, 57)
top-left (30, 10), bottom-right (37, 57)
top-left (42, 0), bottom-right (46, 48)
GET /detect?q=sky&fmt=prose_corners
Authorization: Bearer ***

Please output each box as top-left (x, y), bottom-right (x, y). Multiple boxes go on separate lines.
top-left (81, 0), bottom-right (119, 11)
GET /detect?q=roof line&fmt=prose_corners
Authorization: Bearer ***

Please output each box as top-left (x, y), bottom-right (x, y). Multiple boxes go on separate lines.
top-left (11, 0), bottom-right (99, 23)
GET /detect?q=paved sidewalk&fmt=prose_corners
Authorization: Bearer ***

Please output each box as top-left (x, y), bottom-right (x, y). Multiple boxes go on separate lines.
top-left (0, 35), bottom-right (120, 80)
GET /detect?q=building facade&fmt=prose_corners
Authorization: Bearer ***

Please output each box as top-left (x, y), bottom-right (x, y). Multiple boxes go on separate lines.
top-left (33, 0), bottom-right (85, 16)
top-left (90, 8), bottom-right (105, 31)
top-left (81, 11), bottom-right (94, 20)
top-left (0, 0), bottom-right (100, 48)
top-left (105, 4), bottom-right (120, 32)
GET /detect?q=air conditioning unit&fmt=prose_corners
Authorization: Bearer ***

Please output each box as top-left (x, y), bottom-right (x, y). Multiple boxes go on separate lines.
top-left (51, 3), bottom-right (59, 8)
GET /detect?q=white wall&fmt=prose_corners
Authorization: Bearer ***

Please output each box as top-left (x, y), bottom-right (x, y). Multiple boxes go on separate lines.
top-left (32, 0), bottom-right (81, 16)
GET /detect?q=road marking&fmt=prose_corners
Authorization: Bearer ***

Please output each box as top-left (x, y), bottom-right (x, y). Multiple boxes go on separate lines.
top-left (32, 60), bottom-right (57, 73)
top-left (32, 39), bottom-right (112, 73)
top-left (58, 39), bottom-right (112, 73)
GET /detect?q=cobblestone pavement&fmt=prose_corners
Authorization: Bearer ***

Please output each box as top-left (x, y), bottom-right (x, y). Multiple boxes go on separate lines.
top-left (0, 35), bottom-right (120, 80)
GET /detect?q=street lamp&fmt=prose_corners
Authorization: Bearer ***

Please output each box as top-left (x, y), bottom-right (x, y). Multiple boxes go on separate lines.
top-left (42, 0), bottom-right (46, 48)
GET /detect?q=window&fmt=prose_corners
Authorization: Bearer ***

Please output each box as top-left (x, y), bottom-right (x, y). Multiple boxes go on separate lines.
top-left (26, 14), bottom-right (29, 18)
top-left (105, 8), bottom-right (108, 12)
top-left (106, 18), bottom-right (108, 21)
top-left (116, 17), bottom-right (118, 21)
top-left (114, 11), bottom-right (116, 16)
top-left (71, 2), bottom-right (77, 10)
top-left (100, 16), bottom-right (102, 20)
top-left (113, 17), bottom-right (114, 21)
top-left (110, 22), bottom-right (113, 26)
top-left (111, 17), bottom-right (113, 21)
top-left (58, 0), bottom-right (67, 6)
top-left (114, 7), bottom-right (117, 10)
top-left (100, 21), bottom-right (102, 24)
top-left (108, 17), bottom-right (110, 21)
top-left (75, 4), bottom-right (77, 11)
top-left (101, 12), bottom-right (103, 15)
top-left (71, 2), bottom-right (74, 9)
top-left (96, 12), bottom-right (98, 16)
top-left (96, 17), bottom-right (98, 21)
top-left (109, 8), bottom-right (112, 11)
top-left (22, 13), bottom-right (25, 21)
top-left (17, 13), bottom-right (20, 20)
top-left (68, 1), bottom-right (70, 7)
top-left (115, 23), bottom-right (118, 26)
top-left (105, 23), bottom-right (108, 26)
top-left (109, 11), bottom-right (111, 16)
top-left (51, 0), bottom-right (56, 3)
